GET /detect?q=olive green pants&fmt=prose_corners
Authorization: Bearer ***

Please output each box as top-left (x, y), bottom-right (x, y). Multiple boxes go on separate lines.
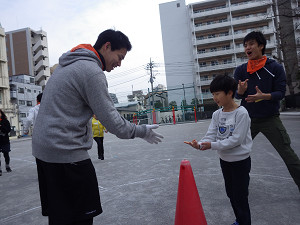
top-left (251, 115), bottom-right (300, 190)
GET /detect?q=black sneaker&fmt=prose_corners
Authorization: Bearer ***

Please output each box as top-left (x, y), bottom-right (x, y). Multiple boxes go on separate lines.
top-left (6, 166), bottom-right (12, 172)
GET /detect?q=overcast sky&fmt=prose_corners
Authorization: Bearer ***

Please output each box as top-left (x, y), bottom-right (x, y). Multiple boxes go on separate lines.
top-left (0, 0), bottom-right (202, 102)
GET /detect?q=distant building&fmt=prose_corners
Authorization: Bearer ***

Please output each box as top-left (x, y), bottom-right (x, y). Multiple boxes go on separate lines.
top-left (0, 24), bottom-right (18, 136)
top-left (114, 101), bottom-right (144, 122)
top-left (109, 93), bottom-right (119, 104)
top-left (5, 27), bottom-right (50, 88)
top-left (145, 84), bottom-right (168, 109)
top-left (127, 90), bottom-right (145, 104)
top-left (159, 0), bottom-right (300, 105)
top-left (9, 74), bottom-right (42, 135)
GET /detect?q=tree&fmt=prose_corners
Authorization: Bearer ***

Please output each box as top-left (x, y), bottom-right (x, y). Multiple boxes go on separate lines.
top-left (154, 101), bottom-right (163, 109)
top-left (271, 0), bottom-right (300, 96)
top-left (169, 101), bottom-right (177, 110)
top-left (191, 98), bottom-right (199, 106)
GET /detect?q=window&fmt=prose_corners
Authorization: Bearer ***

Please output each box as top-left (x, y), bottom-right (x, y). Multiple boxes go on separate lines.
top-left (199, 62), bottom-right (206, 67)
top-left (27, 101), bottom-right (32, 106)
top-left (177, 3), bottom-right (180, 7)
top-left (20, 113), bottom-right (27, 118)
top-left (30, 78), bottom-right (34, 84)
top-left (19, 100), bottom-right (25, 105)
top-left (18, 88), bottom-right (24, 93)
top-left (223, 59), bottom-right (232, 64)
top-left (27, 89), bottom-right (31, 93)
top-left (198, 49), bottom-right (206, 54)
top-left (210, 47), bottom-right (217, 52)
top-left (211, 61), bottom-right (219, 66)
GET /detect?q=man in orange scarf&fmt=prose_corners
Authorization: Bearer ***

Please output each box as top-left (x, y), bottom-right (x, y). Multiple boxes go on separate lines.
top-left (234, 31), bottom-right (300, 193)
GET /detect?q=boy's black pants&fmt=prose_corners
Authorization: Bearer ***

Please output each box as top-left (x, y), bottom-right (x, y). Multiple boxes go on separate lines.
top-left (220, 157), bottom-right (251, 225)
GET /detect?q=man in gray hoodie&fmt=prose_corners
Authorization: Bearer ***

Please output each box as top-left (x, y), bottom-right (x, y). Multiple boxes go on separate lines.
top-left (32, 29), bottom-right (163, 225)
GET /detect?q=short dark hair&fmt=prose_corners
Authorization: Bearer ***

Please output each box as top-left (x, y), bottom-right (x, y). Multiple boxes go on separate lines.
top-left (243, 31), bottom-right (266, 55)
top-left (210, 74), bottom-right (237, 98)
top-left (37, 93), bottom-right (43, 102)
top-left (0, 109), bottom-right (7, 120)
top-left (93, 29), bottom-right (132, 52)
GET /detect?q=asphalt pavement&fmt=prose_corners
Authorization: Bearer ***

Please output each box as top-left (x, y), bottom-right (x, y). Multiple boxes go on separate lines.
top-left (0, 113), bottom-right (299, 225)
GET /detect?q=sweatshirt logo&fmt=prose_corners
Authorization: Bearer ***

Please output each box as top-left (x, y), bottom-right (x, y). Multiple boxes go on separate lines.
top-left (219, 126), bottom-right (226, 134)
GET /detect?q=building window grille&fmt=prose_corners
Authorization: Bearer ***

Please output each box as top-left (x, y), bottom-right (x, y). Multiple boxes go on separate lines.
top-left (27, 101), bottom-right (32, 106)
top-left (19, 100), bottom-right (25, 105)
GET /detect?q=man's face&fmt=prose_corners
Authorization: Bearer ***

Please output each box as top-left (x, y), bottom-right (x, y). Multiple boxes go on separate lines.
top-left (244, 39), bottom-right (264, 60)
top-left (101, 43), bottom-right (127, 72)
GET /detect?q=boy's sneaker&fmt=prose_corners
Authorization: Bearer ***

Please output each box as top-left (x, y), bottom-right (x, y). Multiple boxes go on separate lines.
top-left (231, 222), bottom-right (239, 225)
top-left (6, 166), bottom-right (12, 172)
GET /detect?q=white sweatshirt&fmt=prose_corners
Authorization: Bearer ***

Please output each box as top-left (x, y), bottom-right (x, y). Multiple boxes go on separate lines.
top-left (23, 104), bottom-right (40, 133)
top-left (199, 106), bottom-right (252, 162)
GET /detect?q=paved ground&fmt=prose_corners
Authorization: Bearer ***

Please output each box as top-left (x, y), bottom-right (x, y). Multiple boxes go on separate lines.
top-left (0, 113), bottom-right (299, 225)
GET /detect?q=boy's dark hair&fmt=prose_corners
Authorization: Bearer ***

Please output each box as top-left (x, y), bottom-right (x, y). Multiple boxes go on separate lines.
top-left (243, 31), bottom-right (266, 55)
top-left (210, 74), bottom-right (237, 98)
top-left (93, 29), bottom-right (132, 52)
top-left (0, 109), bottom-right (7, 120)
top-left (37, 93), bottom-right (43, 103)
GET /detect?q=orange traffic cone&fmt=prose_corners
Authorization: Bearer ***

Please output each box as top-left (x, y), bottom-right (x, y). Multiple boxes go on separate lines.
top-left (174, 159), bottom-right (207, 225)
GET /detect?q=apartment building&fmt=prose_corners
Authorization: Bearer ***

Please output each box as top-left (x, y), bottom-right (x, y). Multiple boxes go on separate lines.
top-left (5, 27), bottom-right (50, 88)
top-left (9, 74), bottom-right (42, 135)
top-left (160, 0), bottom-right (279, 105)
top-left (0, 24), bottom-right (18, 136)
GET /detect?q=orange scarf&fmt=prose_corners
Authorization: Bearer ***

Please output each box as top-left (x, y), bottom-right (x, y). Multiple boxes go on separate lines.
top-left (247, 56), bottom-right (267, 74)
top-left (71, 44), bottom-right (104, 70)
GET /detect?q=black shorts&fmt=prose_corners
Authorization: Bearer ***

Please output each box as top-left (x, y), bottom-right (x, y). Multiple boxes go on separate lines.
top-left (0, 143), bottom-right (11, 153)
top-left (36, 158), bottom-right (102, 224)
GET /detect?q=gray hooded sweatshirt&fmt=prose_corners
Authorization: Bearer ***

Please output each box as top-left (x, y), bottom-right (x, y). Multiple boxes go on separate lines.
top-left (32, 47), bottom-right (147, 163)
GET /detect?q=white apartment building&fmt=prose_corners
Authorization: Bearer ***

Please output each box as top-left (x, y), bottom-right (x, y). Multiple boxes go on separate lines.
top-left (160, 0), bottom-right (279, 106)
top-left (9, 74), bottom-right (42, 135)
top-left (5, 27), bottom-right (50, 88)
top-left (0, 24), bottom-right (18, 136)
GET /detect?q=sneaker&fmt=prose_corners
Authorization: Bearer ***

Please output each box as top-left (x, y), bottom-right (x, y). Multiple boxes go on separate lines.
top-left (6, 166), bottom-right (12, 172)
top-left (231, 222), bottom-right (239, 225)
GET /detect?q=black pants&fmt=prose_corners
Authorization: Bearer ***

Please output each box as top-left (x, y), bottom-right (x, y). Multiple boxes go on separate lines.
top-left (93, 137), bottom-right (104, 159)
top-left (220, 157), bottom-right (251, 225)
top-left (0, 152), bottom-right (10, 166)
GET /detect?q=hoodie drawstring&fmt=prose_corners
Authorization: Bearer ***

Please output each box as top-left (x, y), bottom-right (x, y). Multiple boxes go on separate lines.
top-left (255, 67), bottom-right (275, 80)
top-left (263, 67), bottom-right (275, 77)
top-left (255, 72), bottom-right (261, 80)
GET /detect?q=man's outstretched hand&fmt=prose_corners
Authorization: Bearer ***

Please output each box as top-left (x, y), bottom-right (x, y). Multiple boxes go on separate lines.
top-left (143, 125), bottom-right (164, 144)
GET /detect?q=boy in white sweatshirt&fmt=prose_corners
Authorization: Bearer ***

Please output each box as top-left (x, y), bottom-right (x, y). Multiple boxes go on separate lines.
top-left (185, 74), bottom-right (252, 225)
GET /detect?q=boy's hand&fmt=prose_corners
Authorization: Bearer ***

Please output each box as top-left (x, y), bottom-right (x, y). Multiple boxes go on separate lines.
top-left (184, 139), bottom-right (200, 150)
top-left (200, 142), bottom-right (211, 150)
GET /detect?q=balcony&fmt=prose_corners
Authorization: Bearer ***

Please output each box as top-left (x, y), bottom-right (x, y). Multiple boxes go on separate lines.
top-left (34, 60), bottom-right (46, 72)
top-left (191, 0), bottom-right (272, 19)
top-left (195, 48), bottom-right (234, 59)
top-left (194, 21), bottom-right (231, 32)
top-left (198, 62), bottom-right (237, 73)
top-left (35, 68), bottom-right (49, 83)
top-left (191, 6), bottom-right (229, 19)
top-left (230, 0), bottom-right (272, 13)
top-left (32, 39), bottom-right (47, 52)
top-left (33, 50), bottom-right (47, 62)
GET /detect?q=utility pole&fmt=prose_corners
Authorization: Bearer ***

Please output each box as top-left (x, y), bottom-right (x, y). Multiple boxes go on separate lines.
top-left (147, 58), bottom-right (155, 109)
